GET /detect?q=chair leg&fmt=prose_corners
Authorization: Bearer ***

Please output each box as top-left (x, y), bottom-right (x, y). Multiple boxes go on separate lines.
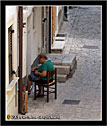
top-left (47, 86), bottom-right (49, 102)
top-left (34, 83), bottom-right (36, 100)
top-left (43, 86), bottom-right (44, 96)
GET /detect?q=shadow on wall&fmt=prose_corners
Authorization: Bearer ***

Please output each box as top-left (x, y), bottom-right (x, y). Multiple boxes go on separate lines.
top-left (31, 56), bottom-right (39, 68)
top-left (22, 56), bottom-right (39, 85)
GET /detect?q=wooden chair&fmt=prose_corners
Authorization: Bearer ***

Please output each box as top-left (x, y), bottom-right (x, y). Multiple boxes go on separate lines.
top-left (34, 68), bottom-right (57, 102)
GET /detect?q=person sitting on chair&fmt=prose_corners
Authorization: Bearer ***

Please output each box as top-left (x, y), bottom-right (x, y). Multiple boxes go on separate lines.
top-left (27, 53), bottom-right (54, 97)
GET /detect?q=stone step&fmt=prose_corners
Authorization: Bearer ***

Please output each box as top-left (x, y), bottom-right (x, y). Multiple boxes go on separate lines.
top-left (52, 60), bottom-right (62, 65)
top-left (51, 41), bottom-right (65, 53)
top-left (47, 53), bottom-right (77, 79)
top-left (62, 54), bottom-right (76, 66)
top-left (55, 33), bottom-right (68, 41)
top-left (55, 36), bottom-right (67, 41)
top-left (57, 74), bottom-right (67, 83)
top-left (52, 55), bottom-right (76, 67)
top-left (47, 54), bottom-right (63, 65)
top-left (68, 61), bottom-right (77, 78)
top-left (51, 50), bottom-right (63, 54)
top-left (56, 33), bottom-right (67, 38)
top-left (54, 65), bottom-right (70, 75)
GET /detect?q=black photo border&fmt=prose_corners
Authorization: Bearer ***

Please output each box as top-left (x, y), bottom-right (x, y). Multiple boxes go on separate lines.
top-left (1, 0), bottom-right (106, 125)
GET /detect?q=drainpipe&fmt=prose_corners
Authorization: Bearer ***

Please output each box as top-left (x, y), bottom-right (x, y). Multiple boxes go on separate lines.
top-left (18, 6), bottom-right (23, 114)
top-left (49, 6), bottom-right (51, 53)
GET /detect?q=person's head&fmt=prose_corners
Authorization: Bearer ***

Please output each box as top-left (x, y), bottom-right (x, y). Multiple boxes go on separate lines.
top-left (38, 53), bottom-right (48, 64)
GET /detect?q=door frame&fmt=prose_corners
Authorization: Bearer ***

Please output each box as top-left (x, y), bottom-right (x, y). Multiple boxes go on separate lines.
top-left (18, 6), bottom-right (23, 114)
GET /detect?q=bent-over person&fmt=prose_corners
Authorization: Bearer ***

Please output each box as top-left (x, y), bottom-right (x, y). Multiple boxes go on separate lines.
top-left (27, 53), bottom-right (54, 97)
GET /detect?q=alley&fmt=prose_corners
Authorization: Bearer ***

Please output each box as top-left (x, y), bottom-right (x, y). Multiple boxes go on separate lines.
top-left (25, 6), bottom-right (102, 120)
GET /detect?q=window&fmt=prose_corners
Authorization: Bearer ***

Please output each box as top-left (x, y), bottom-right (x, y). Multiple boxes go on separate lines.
top-left (8, 25), bottom-right (13, 84)
top-left (33, 7), bottom-right (36, 29)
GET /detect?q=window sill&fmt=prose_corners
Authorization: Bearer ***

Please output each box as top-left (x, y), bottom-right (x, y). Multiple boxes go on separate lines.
top-left (6, 77), bottom-right (19, 92)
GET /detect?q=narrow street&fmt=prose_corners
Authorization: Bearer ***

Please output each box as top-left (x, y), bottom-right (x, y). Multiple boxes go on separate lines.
top-left (25, 6), bottom-right (102, 120)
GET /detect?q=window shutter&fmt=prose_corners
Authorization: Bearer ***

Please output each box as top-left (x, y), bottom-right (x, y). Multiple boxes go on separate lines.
top-left (8, 26), bottom-right (13, 83)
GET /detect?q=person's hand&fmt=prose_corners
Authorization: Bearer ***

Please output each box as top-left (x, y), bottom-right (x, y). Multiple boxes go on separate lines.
top-left (35, 71), bottom-right (39, 75)
top-left (31, 68), bottom-right (35, 72)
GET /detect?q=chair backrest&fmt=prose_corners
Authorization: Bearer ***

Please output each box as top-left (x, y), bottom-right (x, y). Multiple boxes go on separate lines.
top-left (49, 70), bottom-right (55, 75)
top-left (47, 68), bottom-right (57, 83)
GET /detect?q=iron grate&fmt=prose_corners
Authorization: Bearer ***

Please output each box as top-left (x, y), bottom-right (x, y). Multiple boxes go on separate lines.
top-left (62, 100), bottom-right (80, 105)
top-left (83, 45), bottom-right (99, 49)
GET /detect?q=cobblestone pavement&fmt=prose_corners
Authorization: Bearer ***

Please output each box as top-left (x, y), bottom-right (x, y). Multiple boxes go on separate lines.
top-left (22, 6), bottom-right (102, 121)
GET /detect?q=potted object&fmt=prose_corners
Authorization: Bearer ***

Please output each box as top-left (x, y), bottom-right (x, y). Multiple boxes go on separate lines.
top-left (22, 82), bottom-right (26, 92)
